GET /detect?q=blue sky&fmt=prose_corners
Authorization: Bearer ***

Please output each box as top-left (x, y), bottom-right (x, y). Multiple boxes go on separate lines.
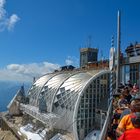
top-left (0, 0), bottom-right (140, 81)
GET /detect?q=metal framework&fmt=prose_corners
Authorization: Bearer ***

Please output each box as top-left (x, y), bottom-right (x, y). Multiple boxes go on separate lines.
top-left (20, 69), bottom-right (111, 140)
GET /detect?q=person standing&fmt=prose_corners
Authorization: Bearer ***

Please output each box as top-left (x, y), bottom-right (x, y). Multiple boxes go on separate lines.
top-left (116, 101), bottom-right (140, 137)
top-left (118, 112), bottom-right (140, 140)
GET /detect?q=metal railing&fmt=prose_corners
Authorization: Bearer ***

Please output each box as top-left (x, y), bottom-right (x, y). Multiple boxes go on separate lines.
top-left (99, 99), bottom-right (113, 140)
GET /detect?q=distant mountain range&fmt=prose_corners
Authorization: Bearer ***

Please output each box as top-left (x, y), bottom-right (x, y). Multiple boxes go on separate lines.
top-left (0, 80), bottom-right (31, 111)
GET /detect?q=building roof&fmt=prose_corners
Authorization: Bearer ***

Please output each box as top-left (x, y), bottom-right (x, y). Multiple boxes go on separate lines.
top-left (80, 47), bottom-right (98, 52)
top-left (28, 69), bottom-right (106, 113)
top-left (22, 69), bottom-right (110, 139)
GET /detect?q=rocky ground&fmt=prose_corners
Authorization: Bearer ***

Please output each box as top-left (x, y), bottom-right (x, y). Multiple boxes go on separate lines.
top-left (0, 129), bottom-right (18, 140)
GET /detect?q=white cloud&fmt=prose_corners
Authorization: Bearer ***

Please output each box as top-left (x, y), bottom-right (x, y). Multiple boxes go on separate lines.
top-left (65, 59), bottom-right (73, 65)
top-left (0, 0), bottom-right (5, 7)
top-left (0, 57), bottom-right (79, 82)
top-left (7, 14), bottom-right (20, 31)
top-left (0, 0), bottom-right (6, 20)
top-left (0, 0), bottom-right (20, 31)
top-left (65, 56), bottom-right (79, 67)
top-left (0, 62), bottom-right (60, 82)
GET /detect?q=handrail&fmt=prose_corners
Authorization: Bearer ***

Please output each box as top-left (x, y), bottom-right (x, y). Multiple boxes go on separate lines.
top-left (99, 99), bottom-right (113, 140)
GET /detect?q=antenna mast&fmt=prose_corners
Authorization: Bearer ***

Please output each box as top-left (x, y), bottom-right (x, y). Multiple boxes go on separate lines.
top-left (116, 11), bottom-right (121, 89)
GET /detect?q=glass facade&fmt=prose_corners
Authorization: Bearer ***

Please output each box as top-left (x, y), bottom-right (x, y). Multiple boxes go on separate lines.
top-left (77, 73), bottom-right (110, 139)
top-left (39, 73), bottom-right (72, 112)
top-left (28, 74), bottom-right (54, 106)
top-left (121, 54), bottom-right (140, 86)
top-left (121, 64), bottom-right (140, 85)
top-left (25, 70), bottom-right (110, 140)
top-left (120, 65), bottom-right (130, 84)
top-left (130, 64), bottom-right (139, 84)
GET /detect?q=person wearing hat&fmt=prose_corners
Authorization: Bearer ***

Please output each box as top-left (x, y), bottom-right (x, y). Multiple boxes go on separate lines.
top-left (116, 100), bottom-right (140, 137)
top-left (118, 112), bottom-right (140, 140)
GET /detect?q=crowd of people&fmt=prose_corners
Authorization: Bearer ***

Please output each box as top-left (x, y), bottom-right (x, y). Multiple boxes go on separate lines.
top-left (107, 82), bottom-right (140, 140)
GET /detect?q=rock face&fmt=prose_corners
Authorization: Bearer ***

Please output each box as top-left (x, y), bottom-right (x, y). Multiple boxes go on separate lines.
top-left (0, 129), bottom-right (18, 140)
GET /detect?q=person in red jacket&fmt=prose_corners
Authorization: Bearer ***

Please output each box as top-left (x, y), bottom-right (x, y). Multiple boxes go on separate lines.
top-left (118, 112), bottom-right (140, 140)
